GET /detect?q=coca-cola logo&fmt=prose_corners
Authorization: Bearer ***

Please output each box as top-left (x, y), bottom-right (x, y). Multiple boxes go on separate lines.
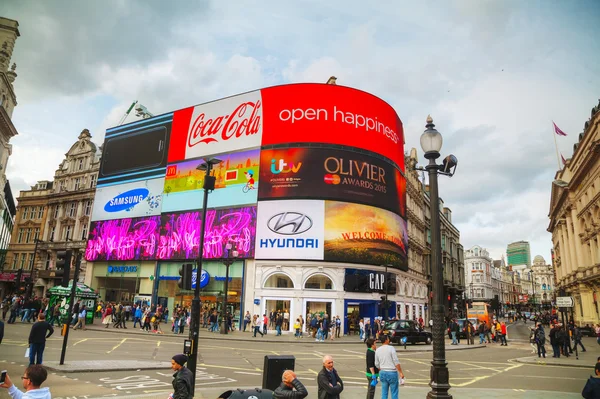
top-left (187, 101), bottom-right (262, 147)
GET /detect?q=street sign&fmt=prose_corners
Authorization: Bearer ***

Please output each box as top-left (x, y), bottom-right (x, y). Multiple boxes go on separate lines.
top-left (556, 296), bottom-right (574, 307)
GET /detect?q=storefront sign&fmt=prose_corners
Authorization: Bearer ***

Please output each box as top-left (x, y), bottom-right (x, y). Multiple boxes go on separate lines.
top-left (0, 272), bottom-right (30, 282)
top-left (191, 269), bottom-right (210, 289)
top-left (344, 269), bottom-right (397, 294)
top-left (107, 266), bottom-right (138, 273)
top-left (91, 177), bottom-right (165, 221)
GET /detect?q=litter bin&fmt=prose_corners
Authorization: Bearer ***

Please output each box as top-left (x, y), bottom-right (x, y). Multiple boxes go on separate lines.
top-left (262, 355), bottom-right (295, 391)
top-left (218, 388), bottom-right (274, 398)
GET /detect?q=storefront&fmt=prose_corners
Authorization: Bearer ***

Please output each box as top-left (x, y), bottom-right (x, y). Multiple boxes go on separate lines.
top-left (156, 261), bottom-right (245, 325)
top-left (87, 261), bottom-right (156, 304)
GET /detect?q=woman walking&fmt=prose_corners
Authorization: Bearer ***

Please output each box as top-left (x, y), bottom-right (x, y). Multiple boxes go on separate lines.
top-left (102, 305), bottom-right (113, 328)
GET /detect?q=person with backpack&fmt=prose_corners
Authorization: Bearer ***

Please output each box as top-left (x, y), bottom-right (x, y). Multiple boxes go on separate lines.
top-left (535, 323), bottom-right (546, 358)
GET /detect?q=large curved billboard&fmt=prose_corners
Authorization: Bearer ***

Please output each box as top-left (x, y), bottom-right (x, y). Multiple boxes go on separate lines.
top-left (88, 83), bottom-right (406, 269)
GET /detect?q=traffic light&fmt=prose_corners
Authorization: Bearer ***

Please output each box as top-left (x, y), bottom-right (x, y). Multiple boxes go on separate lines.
top-left (56, 250), bottom-right (73, 288)
top-left (178, 263), bottom-right (193, 290)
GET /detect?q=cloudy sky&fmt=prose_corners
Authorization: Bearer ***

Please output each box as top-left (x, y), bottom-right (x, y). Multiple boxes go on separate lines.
top-left (3, 0), bottom-right (600, 261)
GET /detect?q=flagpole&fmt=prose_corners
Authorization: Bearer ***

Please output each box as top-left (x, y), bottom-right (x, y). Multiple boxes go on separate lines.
top-left (552, 121), bottom-right (562, 170)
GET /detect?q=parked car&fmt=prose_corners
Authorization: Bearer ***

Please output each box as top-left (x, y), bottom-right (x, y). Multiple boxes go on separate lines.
top-left (579, 325), bottom-right (598, 337)
top-left (383, 320), bottom-right (433, 345)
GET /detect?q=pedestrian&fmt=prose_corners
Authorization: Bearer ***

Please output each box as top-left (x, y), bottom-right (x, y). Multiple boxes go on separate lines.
top-left (273, 370), bottom-right (308, 399)
top-left (375, 334), bottom-right (405, 399)
top-left (535, 323), bottom-right (546, 358)
top-left (573, 325), bottom-right (586, 352)
top-left (359, 319), bottom-right (365, 341)
top-left (335, 316), bottom-right (341, 338)
top-left (317, 355), bottom-right (343, 399)
top-left (582, 362), bottom-right (600, 399)
top-left (8, 299), bottom-right (20, 324)
top-left (0, 364), bottom-right (51, 398)
top-left (169, 354), bottom-right (193, 399)
top-left (450, 319), bottom-right (459, 345)
top-left (500, 321), bottom-right (508, 346)
top-left (28, 313), bottom-right (54, 366)
top-left (466, 321), bottom-right (474, 345)
top-left (102, 304), bottom-right (113, 328)
top-left (243, 311), bottom-right (251, 332)
top-left (478, 321), bottom-right (485, 344)
top-left (263, 314), bottom-right (268, 335)
top-left (253, 314), bottom-right (264, 337)
top-left (299, 315), bottom-right (305, 338)
top-left (365, 338), bottom-right (379, 399)
top-left (72, 305), bottom-right (87, 330)
top-left (429, 318), bottom-right (433, 332)
top-left (70, 301), bottom-right (80, 326)
top-left (294, 318), bottom-right (301, 338)
top-left (275, 313), bottom-right (283, 336)
top-left (550, 324), bottom-right (560, 358)
top-left (133, 305), bottom-right (142, 328)
top-left (484, 322), bottom-right (491, 343)
top-left (529, 327), bottom-right (537, 354)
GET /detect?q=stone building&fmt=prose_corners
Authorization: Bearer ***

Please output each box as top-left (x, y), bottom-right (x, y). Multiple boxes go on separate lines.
top-left (465, 245), bottom-right (493, 300)
top-left (548, 99), bottom-right (600, 325)
top-left (424, 181), bottom-right (465, 316)
top-left (3, 129), bottom-right (100, 297)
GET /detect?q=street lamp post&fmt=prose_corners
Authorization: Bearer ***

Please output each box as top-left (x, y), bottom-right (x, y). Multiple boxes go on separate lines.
top-left (417, 115), bottom-right (457, 399)
top-left (529, 270), bottom-right (536, 312)
top-left (220, 242), bottom-right (239, 334)
top-left (187, 158), bottom-right (221, 397)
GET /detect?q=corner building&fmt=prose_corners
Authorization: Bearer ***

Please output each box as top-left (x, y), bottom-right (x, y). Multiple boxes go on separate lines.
top-left (86, 84), bottom-right (415, 333)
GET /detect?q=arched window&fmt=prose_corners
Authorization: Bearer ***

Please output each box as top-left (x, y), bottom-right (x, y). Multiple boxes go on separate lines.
top-left (304, 274), bottom-right (333, 290)
top-left (264, 273), bottom-right (294, 289)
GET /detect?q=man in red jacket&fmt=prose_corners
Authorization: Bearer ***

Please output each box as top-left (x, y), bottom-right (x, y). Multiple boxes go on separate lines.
top-left (500, 321), bottom-right (508, 346)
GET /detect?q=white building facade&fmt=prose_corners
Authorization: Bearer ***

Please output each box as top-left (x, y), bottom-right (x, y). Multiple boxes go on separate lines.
top-left (465, 245), bottom-right (493, 300)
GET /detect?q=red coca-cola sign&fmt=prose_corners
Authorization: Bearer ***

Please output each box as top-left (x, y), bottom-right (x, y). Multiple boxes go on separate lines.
top-left (168, 90), bottom-right (263, 163)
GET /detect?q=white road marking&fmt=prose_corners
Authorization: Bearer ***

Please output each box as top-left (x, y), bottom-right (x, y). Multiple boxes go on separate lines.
top-left (234, 371), bottom-right (262, 376)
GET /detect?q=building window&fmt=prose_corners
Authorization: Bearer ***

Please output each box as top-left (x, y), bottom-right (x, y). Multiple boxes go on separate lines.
top-left (50, 226), bottom-right (55, 241)
top-left (68, 202), bottom-right (77, 217)
top-left (45, 253), bottom-right (51, 269)
top-left (64, 225), bottom-right (73, 241)
top-left (78, 158), bottom-right (84, 170)
top-left (53, 205), bottom-right (60, 219)
top-left (34, 227), bottom-right (40, 241)
top-left (90, 175), bottom-right (97, 188)
top-left (12, 254), bottom-right (18, 268)
top-left (74, 178), bottom-right (81, 190)
top-left (25, 228), bottom-right (32, 243)
top-left (28, 253), bottom-right (34, 269)
top-left (22, 207), bottom-right (29, 220)
top-left (304, 274), bottom-right (333, 290)
top-left (84, 200), bottom-right (92, 216)
top-left (17, 228), bottom-right (24, 243)
top-left (60, 180), bottom-right (66, 191)
top-left (19, 253), bottom-right (26, 269)
top-left (81, 224), bottom-right (88, 240)
top-left (264, 273), bottom-right (294, 288)
top-left (37, 206), bottom-right (44, 219)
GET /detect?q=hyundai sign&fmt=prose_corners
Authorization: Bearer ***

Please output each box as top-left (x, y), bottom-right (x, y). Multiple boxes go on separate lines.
top-left (255, 200), bottom-right (325, 260)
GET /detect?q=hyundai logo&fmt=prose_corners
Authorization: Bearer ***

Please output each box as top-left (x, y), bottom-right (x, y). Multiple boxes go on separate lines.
top-left (267, 212), bottom-right (313, 235)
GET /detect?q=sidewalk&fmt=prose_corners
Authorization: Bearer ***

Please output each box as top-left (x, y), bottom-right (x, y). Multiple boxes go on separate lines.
top-left (82, 322), bottom-right (487, 351)
top-left (89, 386), bottom-right (582, 399)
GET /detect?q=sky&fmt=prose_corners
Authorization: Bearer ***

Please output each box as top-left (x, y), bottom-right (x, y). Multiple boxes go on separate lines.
top-left (3, 0), bottom-right (600, 262)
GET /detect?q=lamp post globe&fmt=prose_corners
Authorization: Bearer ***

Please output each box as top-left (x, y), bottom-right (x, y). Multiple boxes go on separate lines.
top-left (420, 115), bottom-right (443, 158)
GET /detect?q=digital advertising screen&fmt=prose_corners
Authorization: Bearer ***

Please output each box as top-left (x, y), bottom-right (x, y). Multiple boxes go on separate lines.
top-left (258, 147), bottom-right (405, 217)
top-left (85, 206), bottom-right (257, 262)
top-left (323, 201), bottom-right (408, 270)
top-left (260, 84), bottom-right (405, 170)
top-left (254, 199), bottom-right (325, 260)
top-left (162, 148), bottom-right (260, 212)
top-left (91, 177), bottom-right (164, 221)
top-left (98, 113), bottom-right (173, 186)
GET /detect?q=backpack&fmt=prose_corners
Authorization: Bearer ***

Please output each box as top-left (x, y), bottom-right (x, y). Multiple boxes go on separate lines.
top-left (535, 329), bottom-right (545, 344)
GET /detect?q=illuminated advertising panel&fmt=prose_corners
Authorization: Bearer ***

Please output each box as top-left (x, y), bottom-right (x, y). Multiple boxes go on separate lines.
top-left (162, 148), bottom-right (260, 212)
top-left (258, 147), bottom-right (405, 217)
top-left (255, 200), bottom-right (325, 260)
top-left (167, 90), bottom-right (262, 163)
top-left (323, 201), bottom-right (408, 271)
top-left (260, 84), bottom-right (404, 170)
top-left (98, 114), bottom-right (172, 186)
top-left (85, 206), bottom-right (257, 261)
top-left (91, 177), bottom-right (164, 221)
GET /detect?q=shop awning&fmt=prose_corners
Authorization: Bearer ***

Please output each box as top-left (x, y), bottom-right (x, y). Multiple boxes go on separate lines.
top-left (47, 281), bottom-right (100, 299)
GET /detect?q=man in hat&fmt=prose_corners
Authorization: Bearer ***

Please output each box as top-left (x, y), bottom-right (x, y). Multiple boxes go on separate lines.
top-left (169, 354), bottom-right (193, 399)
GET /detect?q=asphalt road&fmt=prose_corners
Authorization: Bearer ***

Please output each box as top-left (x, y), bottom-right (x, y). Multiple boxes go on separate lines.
top-left (0, 320), bottom-right (594, 399)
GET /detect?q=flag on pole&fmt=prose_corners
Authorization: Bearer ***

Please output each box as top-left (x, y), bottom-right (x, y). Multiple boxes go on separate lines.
top-left (553, 121), bottom-right (568, 137)
top-left (560, 153), bottom-right (566, 165)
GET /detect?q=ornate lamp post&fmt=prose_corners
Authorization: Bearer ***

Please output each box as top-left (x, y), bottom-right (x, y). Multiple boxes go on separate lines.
top-left (220, 242), bottom-right (239, 334)
top-left (416, 115), bottom-right (457, 399)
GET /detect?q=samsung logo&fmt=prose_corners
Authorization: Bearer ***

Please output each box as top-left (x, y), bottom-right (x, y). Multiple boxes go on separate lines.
top-left (104, 188), bottom-right (149, 212)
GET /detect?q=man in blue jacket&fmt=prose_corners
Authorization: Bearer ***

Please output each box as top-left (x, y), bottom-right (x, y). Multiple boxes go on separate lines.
top-left (582, 362), bottom-right (600, 399)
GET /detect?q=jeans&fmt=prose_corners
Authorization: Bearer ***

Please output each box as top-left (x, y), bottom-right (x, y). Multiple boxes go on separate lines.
top-left (243, 320), bottom-right (249, 332)
top-left (8, 310), bottom-right (17, 324)
top-left (29, 342), bottom-right (45, 365)
top-left (537, 342), bottom-right (546, 357)
top-left (574, 339), bottom-right (586, 351)
top-left (451, 331), bottom-right (457, 344)
top-left (316, 328), bottom-right (323, 341)
top-left (500, 334), bottom-right (507, 345)
top-left (360, 328), bottom-right (364, 340)
top-left (552, 343), bottom-right (560, 357)
top-left (133, 317), bottom-right (141, 328)
top-left (366, 376), bottom-right (377, 399)
top-left (21, 309), bottom-right (30, 322)
top-left (210, 322), bottom-right (217, 332)
top-left (479, 333), bottom-right (485, 344)
top-left (263, 325), bottom-right (267, 335)
top-left (253, 326), bottom-right (263, 337)
top-left (379, 370), bottom-right (399, 399)
top-left (276, 325), bottom-right (282, 335)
